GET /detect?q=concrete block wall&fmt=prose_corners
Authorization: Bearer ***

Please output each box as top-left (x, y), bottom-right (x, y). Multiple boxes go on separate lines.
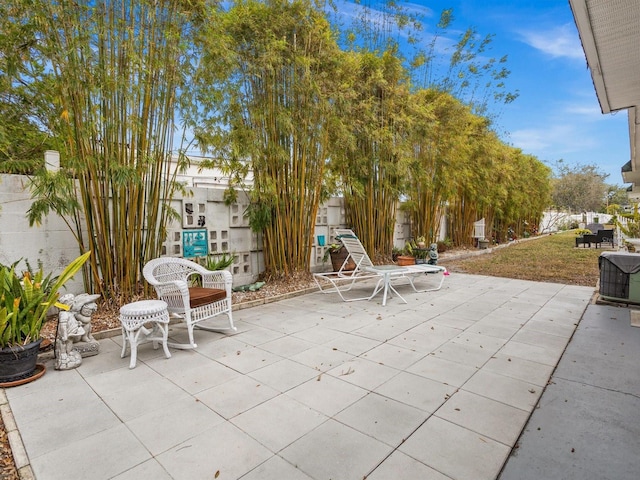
top-left (0, 173), bottom-right (420, 290)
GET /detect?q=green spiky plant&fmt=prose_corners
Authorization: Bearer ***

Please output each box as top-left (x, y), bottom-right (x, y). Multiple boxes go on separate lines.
top-left (0, 252), bottom-right (90, 348)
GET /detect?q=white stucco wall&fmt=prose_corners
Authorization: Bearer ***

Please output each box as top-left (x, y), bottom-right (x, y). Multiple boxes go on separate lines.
top-left (0, 174), bottom-right (85, 293)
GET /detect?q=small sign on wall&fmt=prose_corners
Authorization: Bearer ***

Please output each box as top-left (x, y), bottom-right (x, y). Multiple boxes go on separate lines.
top-left (183, 201), bottom-right (206, 228)
top-left (183, 230), bottom-right (208, 258)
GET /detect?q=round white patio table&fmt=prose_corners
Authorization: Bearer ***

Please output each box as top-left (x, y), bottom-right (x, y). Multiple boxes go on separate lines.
top-left (119, 299), bottom-right (171, 369)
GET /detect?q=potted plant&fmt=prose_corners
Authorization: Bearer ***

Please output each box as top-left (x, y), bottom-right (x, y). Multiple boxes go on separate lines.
top-left (396, 241), bottom-right (416, 266)
top-left (414, 246), bottom-right (429, 264)
top-left (437, 239), bottom-right (452, 253)
top-left (196, 252), bottom-right (235, 272)
top-left (322, 242), bottom-right (355, 272)
top-left (0, 252), bottom-right (90, 384)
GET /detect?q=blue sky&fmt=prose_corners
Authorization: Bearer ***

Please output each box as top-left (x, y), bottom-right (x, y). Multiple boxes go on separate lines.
top-left (335, 0), bottom-right (630, 186)
top-left (449, 0), bottom-right (629, 186)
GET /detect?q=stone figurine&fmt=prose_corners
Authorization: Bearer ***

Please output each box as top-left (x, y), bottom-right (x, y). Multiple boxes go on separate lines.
top-left (427, 243), bottom-right (439, 265)
top-left (54, 293), bottom-right (101, 371)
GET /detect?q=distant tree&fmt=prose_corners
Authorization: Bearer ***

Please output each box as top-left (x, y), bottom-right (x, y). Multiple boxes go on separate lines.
top-left (605, 185), bottom-right (629, 210)
top-left (0, 102), bottom-right (56, 174)
top-left (551, 162), bottom-right (608, 213)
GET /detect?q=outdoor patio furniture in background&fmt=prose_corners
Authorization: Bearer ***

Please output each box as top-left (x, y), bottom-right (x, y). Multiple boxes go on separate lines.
top-left (143, 257), bottom-right (236, 349)
top-left (576, 229), bottom-right (614, 248)
top-left (575, 235), bottom-right (593, 248)
top-left (313, 229), bottom-right (447, 304)
top-left (119, 299), bottom-right (171, 369)
top-left (593, 229), bottom-right (615, 248)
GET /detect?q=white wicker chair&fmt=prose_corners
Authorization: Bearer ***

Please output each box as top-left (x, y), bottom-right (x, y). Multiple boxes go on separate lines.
top-left (143, 257), bottom-right (236, 349)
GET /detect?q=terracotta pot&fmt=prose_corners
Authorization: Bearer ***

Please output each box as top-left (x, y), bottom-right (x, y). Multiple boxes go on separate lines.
top-left (396, 255), bottom-right (415, 266)
top-left (330, 247), bottom-right (356, 271)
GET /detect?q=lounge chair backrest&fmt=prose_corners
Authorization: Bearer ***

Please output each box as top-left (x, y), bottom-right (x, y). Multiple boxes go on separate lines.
top-left (334, 229), bottom-right (375, 270)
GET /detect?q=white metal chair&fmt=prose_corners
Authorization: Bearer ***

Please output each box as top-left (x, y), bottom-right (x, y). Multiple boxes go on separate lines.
top-left (143, 257), bottom-right (236, 349)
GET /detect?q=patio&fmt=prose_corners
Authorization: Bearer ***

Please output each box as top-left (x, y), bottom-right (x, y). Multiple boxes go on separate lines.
top-left (2, 272), bottom-right (639, 479)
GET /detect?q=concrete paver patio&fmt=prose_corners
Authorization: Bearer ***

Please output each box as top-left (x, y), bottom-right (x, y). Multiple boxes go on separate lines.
top-left (1, 272), bottom-right (624, 479)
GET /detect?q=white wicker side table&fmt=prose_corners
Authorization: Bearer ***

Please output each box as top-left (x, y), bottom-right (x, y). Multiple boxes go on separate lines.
top-left (119, 299), bottom-right (171, 369)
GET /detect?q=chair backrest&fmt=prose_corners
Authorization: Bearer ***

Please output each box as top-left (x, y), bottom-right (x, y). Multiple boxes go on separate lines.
top-left (596, 229), bottom-right (614, 242)
top-left (334, 229), bottom-right (375, 271)
top-left (143, 257), bottom-right (200, 286)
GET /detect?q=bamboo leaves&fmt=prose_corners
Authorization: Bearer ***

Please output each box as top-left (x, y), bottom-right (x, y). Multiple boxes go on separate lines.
top-left (5, 0), bottom-right (553, 288)
top-left (200, 0), bottom-right (343, 277)
top-left (15, 0), bottom-right (202, 300)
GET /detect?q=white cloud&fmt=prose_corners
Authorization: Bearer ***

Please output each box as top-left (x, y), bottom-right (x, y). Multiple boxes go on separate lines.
top-left (518, 23), bottom-right (585, 60)
top-left (397, 2), bottom-right (436, 17)
top-left (509, 123), bottom-right (598, 159)
top-left (562, 101), bottom-right (605, 120)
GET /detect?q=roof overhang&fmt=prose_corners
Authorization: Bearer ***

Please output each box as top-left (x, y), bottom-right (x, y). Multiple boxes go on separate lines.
top-left (569, 0), bottom-right (640, 189)
top-left (570, 0), bottom-right (640, 114)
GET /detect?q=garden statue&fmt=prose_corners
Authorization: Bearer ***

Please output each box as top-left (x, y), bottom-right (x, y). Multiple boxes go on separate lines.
top-left (54, 293), bottom-right (101, 370)
top-left (427, 243), bottom-right (439, 265)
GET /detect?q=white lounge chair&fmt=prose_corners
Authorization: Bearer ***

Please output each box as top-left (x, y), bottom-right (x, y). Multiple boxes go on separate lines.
top-left (314, 229), bottom-right (447, 305)
top-left (143, 257), bottom-right (236, 349)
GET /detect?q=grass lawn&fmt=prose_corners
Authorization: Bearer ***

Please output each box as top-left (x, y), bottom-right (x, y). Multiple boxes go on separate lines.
top-left (442, 231), bottom-right (606, 287)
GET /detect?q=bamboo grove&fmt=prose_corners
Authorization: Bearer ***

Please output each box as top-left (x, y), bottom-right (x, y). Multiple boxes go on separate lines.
top-left (1, 0), bottom-right (552, 297)
top-left (2, 0), bottom-right (199, 299)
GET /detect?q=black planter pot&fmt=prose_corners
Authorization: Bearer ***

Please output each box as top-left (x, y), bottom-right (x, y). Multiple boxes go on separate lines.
top-left (0, 338), bottom-right (43, 383)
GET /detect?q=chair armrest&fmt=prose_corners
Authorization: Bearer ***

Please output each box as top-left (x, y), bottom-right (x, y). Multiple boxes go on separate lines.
top-left (185, 269), bottom-right (232, 290)
top-left (153, 279), bottom-right (191, 309)
top-left (201, 270), bottom-right (233, 294)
